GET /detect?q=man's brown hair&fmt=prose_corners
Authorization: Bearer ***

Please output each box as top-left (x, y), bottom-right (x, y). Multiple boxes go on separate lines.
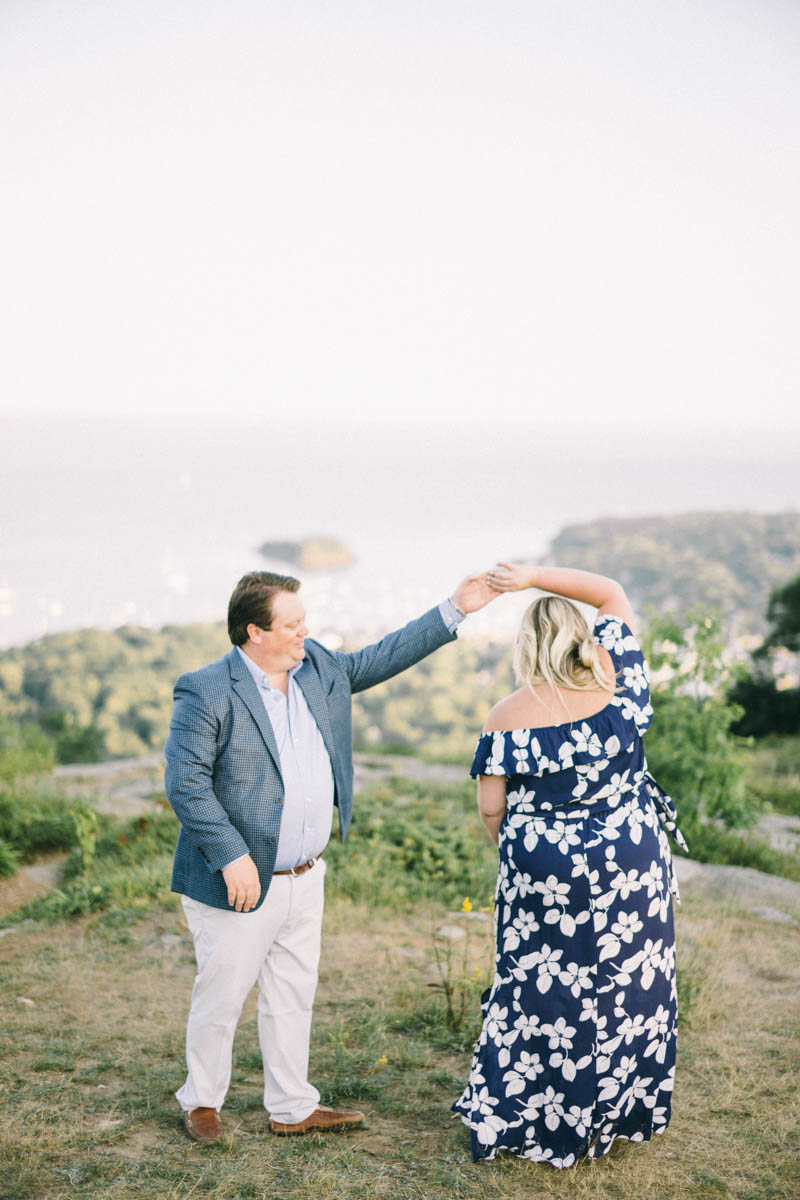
top-left (227, 571), bottom-right (301, 646)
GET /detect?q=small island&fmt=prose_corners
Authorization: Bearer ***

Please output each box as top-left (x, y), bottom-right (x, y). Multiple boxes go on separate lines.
top-left (256, 536), bottom-right (356, 570)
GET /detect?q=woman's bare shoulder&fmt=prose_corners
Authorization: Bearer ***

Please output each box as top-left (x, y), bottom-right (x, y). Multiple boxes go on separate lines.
top-left (482, 689), bottom-right (531, 733)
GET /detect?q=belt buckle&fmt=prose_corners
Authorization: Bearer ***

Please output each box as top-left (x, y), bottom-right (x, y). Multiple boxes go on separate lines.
top-left (289, 857), bottom-right (315, 877)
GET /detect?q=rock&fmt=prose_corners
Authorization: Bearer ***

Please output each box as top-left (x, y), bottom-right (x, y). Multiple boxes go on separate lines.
top-left (754, 814), bottom-right (800, 857)
top-left (388, 946), bottom-right (426, 961)
top-left (18, 996), bottom-right (35, 1007)
top-left (434, 924), bottom-right (466, 941)
top-left (158, 934), bottom-right (184, 948)
top-left (673, 857), bottom-right (707, 883)
top-left (673, 857), bottom-right (800, 922)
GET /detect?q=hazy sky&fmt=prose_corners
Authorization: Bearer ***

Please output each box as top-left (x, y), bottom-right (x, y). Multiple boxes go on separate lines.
top-left (2, 0), bottom-right (799, 436)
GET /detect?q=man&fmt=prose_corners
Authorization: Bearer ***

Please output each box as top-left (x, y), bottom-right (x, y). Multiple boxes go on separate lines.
top-left (165, 568), bottom-right (498, 1142)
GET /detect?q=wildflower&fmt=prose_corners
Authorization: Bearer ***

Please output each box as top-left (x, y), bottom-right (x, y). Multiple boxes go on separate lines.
top-left (461, 897), bottom-right (473, 913)
top-left (377, 1056), bottom-right (388, 1066)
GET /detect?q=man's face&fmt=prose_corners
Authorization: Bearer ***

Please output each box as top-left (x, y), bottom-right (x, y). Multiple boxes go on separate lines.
top-left (248, 590), bottom-right (308, 668)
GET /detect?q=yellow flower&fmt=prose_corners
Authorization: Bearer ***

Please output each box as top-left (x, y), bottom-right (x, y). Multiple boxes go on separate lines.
top-left (377, 1056), bottom-right (388, 1065)
top-left (461, 897), bottom-right (473, 913)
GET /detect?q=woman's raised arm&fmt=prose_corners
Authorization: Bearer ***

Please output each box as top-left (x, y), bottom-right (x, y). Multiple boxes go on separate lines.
top-left (487, 563), bottom-right (635, 630)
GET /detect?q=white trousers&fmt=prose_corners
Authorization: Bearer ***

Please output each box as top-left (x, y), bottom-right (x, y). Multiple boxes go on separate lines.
top-left (176, 858), bottom-right (326, 1123)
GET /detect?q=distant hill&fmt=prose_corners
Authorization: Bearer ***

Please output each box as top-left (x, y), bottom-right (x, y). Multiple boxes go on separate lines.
top-left (544, 511), bottom-right (800, 628)
top-left (2, 511), bottom-right (799, 761)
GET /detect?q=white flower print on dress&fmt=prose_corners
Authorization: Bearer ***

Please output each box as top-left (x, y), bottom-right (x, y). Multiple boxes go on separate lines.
top-left (596, 617), bottom-right (631, 657)
top-left (609, 866), bottom-right (644, 902)
top-left (503, 869), bottom-right (535, 904)
top-left (571, 722), bottom-right (603, 756)
top-left (562, 1104), bottom-right (593, 1137)
top-left (544, 820), bottom-right (582, 855)
top-left (643, 1004), bottom-right (672, 1063)
top-left (557, 961), bottom-right (594, 998)
top-left (622, 661), bottom-right (648, 697)
top-left (502, 1050), bottom-right (545, 1096)
top-left (509, 728), bottom-right (531, 771)
top-left (558, 741), bottom-right (576, 768)
top-left (540, 1017), bottom-right (576, 1053)
top-left (534, 874), bottom-right (590, 938)
top-left (502, 909), bottom-right (540, 953)
top-left (532, 942), bottom-right (564, 994)
top-left (530, 1085), bottom-right (566, 1132)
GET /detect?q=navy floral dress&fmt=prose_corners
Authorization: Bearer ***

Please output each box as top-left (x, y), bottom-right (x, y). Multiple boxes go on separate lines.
top-left (453, 614), bottom-right (687, 1168)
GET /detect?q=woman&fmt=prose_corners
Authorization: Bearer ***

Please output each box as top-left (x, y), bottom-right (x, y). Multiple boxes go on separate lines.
top-left (453, 563), bottom-right (686, 1168)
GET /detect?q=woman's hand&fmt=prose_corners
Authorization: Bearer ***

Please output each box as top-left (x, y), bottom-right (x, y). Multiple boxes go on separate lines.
top-left (450, 571), bottom-right (503, 615)
top-left (486, 562), bottom-right (537, 592)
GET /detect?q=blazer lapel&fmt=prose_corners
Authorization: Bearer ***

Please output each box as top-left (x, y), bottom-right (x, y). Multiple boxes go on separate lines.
top-left (294, 660), bottom-right (336, 763)
top-left (228, 649), bottom-right (284, 782)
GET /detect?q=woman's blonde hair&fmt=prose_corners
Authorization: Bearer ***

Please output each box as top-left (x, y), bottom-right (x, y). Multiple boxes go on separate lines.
top-left (513, 595), bottom-right (613, 695)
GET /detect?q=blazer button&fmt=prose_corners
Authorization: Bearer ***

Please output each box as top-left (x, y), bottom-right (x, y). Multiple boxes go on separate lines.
top-left (269, 836), bottom-right (277, 844)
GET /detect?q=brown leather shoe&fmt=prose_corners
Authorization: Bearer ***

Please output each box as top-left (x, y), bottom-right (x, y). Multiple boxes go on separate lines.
top-left (269, 1104), bottom-right (365, 1136)
top-left (184, 1106), bottom-right (222, 1142)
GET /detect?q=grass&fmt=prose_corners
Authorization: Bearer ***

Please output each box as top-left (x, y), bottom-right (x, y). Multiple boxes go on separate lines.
top-left (1, 758), bottom-right (799, 1197)
top-left (683, 821), bottom-right (800, 882)
top-left (1, 889), bottom-right (799, 1200)
top-left (746, 735), bottom-right (800, 818)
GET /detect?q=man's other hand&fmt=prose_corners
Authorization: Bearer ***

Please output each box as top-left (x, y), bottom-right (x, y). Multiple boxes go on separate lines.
top-left (451, 571), bottom-right (502, 616)
top-left (221, 854), bottom-right (261, 912)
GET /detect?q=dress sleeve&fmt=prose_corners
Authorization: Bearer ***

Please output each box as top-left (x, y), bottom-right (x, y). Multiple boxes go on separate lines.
top-left (594, 613), bottom-right (652, 716)
top-left (470, 731), bottom-right (512, 777)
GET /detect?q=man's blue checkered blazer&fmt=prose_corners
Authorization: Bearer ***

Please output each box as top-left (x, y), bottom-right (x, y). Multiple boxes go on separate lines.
top-left (165, 605), bottom-right (456, 911)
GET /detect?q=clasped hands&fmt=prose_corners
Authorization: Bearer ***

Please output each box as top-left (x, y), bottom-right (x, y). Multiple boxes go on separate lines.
top-left (451, 562), bottom-right (534, 614)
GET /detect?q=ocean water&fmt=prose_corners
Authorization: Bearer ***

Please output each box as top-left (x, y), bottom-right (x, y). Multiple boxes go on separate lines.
top-left (1, 415), bottom-right (798, 648)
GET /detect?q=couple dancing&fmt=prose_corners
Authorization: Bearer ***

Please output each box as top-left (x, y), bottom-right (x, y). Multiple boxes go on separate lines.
top-left (165, 561), bottom-right (684, 1167)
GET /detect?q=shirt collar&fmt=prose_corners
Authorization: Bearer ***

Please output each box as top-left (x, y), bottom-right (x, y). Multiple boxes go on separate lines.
top-left (236, 645), bottom-right (302, 690)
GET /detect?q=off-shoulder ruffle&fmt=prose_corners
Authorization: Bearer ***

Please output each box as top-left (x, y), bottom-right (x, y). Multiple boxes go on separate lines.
top-left (470, 706), bottom-right (647, 779)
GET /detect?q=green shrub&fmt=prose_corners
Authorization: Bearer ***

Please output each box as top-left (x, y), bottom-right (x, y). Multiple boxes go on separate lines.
top-left (61, 809), bottom-right (178, 881)
top-left (0, 836), bottom-right (20, 877)
top-left (7, 854), bottom-right (177, 924)
top-left (0, 719), bottom-right (54, 786)
top-left (642, 613), bottom-right (754, 830)
top-left (325, 777), bottom-right (496, 911)
top-left (0, 789), bottom-right (92, 861)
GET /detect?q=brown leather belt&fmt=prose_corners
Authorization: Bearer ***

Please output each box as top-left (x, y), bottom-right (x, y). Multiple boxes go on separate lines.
top-left (273, 856), bottom-right (318, 878)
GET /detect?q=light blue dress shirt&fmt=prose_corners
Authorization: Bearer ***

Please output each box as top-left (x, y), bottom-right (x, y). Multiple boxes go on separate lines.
top-left (226, 599), bottom-right (465, 872)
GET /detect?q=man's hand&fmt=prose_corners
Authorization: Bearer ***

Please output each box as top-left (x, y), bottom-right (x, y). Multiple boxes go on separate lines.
top-left (221, 854), bottom-right (261, 912)
top-left (450, 571), bottom-right (503, 616)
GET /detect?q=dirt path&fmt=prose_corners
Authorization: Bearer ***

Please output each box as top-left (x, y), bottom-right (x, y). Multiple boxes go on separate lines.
top-left (54, 754), bottom-right (165, 819)
top-left (0, 853), bottom-right (65, 922)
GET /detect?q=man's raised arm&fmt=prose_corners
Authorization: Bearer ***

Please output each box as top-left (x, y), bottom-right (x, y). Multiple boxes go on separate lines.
top-left (336, 571), bottom-right (499, 693)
